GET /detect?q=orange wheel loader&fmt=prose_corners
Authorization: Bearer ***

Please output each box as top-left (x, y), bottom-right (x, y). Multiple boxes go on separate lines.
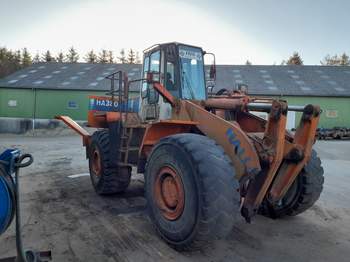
top-left (57, 42), bottom-right (324, 250)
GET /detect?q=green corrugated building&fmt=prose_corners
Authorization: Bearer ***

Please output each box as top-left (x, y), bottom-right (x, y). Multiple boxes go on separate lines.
top-left (0, 63), bottom-right (349, 129)
top-left (0, 63), bottom-right (140, 122)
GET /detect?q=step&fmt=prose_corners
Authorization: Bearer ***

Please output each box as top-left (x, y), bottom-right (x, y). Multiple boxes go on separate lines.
top-left (119, 146), bottom-right (139, 152)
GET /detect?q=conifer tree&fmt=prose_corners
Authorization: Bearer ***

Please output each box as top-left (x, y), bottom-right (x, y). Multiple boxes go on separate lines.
top-left (56, 52), bottom-right (65, 62)
top-left (66, 46), bottom-right (79, 63)
top-left (118, 49), bottom-right (126, 64)
top-left (33, 53), bottom-right (41, 63)
top-left (84, 50), bottom-right (97, 63)
top-left (107, 50), bottom-right (114, 63)
top-left (43, 50), bottom-right (55, 62)
top-left (22, 48), bottom-right (32, 66)
top-left (98, 49), bottom-right (108, 63)
top-left (339, 53), bottom-right (349, 66)
top-left (127, 49), bottom-right (136, 64)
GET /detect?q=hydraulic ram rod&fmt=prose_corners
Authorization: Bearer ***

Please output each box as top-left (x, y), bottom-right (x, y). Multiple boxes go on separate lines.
top-left (247, 103), bottom-right (305, 112)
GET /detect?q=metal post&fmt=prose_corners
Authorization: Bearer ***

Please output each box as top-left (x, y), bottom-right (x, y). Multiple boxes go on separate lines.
top-left (118, 71), bottom-right (123, 117)
top-left (32, 88), bottom-right (37, 136)
top-left (111, 73), bottom-right (115, 102)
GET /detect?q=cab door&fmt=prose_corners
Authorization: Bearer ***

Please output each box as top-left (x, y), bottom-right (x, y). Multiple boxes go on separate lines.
top-left (138, 46), bottom-right (178, 123)
top-left (139, 50), bottom-right (161, 122)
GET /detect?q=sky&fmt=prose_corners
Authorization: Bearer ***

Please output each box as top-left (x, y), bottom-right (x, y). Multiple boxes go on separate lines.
top-left (0, 0), bottom-right (349, 65)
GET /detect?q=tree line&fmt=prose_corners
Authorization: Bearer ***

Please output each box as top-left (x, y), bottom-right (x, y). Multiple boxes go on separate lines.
top-left (1, 46), bottom-right (349, 78)
top-left (244, 52), bottom-right (350, 66)
top-left (0, 46), bottom-right (141, 78)
top-left (34, 47), bottom-right (141, 64)
top-left (278, 51), bottom-right (349, 66)
top-left (246, 52), bottom-right (349, 66)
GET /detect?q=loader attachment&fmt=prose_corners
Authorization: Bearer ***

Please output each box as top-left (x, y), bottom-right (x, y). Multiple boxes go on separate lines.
top-left (241, 103), bottom-right (321, 221)
top-left (268, 104), bottom-right (321, 202)
top-left (55, 115), bottom-right (91, 146)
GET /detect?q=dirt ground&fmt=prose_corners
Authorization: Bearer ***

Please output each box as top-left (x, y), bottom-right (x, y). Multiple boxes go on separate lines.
top-left (0, 134), bottom-right (349, 262)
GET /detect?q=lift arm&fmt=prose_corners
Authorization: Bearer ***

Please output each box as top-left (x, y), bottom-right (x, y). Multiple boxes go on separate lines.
top-left (55, 116), bottom-right (91, 146)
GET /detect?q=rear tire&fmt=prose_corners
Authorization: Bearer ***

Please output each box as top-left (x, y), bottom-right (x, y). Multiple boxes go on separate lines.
top-left (145, 133), bottom-right (241, 250)
top-left (260, 150), bottom-right (324, 218)
top-left (88, 130), bottom-right (131, 195)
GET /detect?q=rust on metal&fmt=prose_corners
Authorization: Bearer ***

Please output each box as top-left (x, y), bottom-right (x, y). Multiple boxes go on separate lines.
top-left (87, 111), bottom-right (108, 128)
top-left (55, 115), bottom-right (91, 146)
top-left (268, 104), bottom-right (321, 202)
top-left (236, 111), bottom-right (266, 133)
top-left (241, 100), bottom-right (288, 220)
top-left (180, 100), bottom-right (261, 178)
top-left (203, 97), bottom-right (249, 110)
top-left (153, 82), bottom-right (176, 107)
top-left (57, 59), bottom-right (322, 224)
top-left (139, 120), bottom-right (197, 158)
top-left (154, 166), bottom-right (185, 220)
top-left (91, 148), bottom-right (102, 177)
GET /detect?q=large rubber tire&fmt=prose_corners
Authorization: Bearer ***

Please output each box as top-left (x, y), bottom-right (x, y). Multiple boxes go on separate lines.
top-left (145, 133), bottom-right (241, 250)
top-left (88, 130), bottom-right (131, 195)
top-left (260, 150), bottom-right (324, 218)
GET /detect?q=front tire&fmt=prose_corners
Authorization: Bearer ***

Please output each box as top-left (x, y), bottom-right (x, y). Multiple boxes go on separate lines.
top-left (145, 133), bottom-right (241, 250)
top-left (260, 150), bottom-right (324, 218)
top-left (88, 130), bottom-right (131, 195)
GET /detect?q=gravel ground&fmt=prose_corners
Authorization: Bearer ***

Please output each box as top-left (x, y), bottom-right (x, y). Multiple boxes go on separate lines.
top-left (0, 134), bottom-right (349, 262)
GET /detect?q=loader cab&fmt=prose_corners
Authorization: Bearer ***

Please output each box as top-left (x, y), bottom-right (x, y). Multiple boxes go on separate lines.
top-left (139, 42), bottom-right (210, 121)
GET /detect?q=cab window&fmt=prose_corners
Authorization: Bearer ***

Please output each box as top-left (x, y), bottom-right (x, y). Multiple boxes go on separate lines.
top-left (150, 51), bottom-right (160, 72)
top-left (148, 50), bottom-right (160, 103)
top-left (165, 62), bottom-right (177, 94)
top-left (141, 56), bottom-right (150, 98)
top-left (179, 45), bottom-right (206, 100)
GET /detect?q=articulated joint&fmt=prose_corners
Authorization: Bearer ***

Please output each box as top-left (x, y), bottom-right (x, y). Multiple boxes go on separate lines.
top-left (270, 100), bottom-right (288, 121)
top-left (284, 146), bottom-right (304, 163)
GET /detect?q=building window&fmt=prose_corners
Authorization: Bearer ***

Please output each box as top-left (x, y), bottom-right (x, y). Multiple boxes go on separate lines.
top-left (8, 100), bottom-right (17, 107)
top-left (67, 101), bottom-right (78, 109)
top-left (325, 110), bottom-right (338, 118)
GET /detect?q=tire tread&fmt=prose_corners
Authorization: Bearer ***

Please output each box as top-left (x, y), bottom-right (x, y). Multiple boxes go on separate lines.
top-left (146, 133), bottom-right (240, 250)
top-left (260, 150), bottom-right (324, 218)
top-left (89, 130), bottom-right (131, 195)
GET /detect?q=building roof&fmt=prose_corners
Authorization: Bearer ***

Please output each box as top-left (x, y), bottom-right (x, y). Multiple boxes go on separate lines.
top-left (0, 63), bottom-right (143, 92)
top-left (1, 63), bottom-right (350, 97)
top-left (212, 65), bottom-right (350, 97)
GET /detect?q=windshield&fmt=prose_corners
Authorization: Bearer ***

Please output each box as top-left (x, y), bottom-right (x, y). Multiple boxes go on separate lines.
top-left (179, 46), bottom-right (206, 100)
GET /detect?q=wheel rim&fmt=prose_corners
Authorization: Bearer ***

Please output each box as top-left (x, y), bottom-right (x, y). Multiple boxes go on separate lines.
top-left (92, 148), bottom-right (101, 177)
top-left (154, 166), bottom-right (185, 221)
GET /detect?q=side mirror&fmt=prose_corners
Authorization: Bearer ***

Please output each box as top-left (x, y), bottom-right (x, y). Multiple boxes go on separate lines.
top-left (204, 51), bottom-right (216, 82)
top-left (209, 64), bottom-right (216, 81)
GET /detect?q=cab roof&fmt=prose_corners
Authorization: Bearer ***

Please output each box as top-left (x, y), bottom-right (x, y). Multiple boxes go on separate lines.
top-left (143, 42), bottom-right (204, 56)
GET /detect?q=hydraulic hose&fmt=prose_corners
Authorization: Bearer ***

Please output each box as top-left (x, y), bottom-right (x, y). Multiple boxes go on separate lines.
top-left (0, 152), bottom-right (51, 262)
top-left (14, 154), bottom-right (34, 262)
